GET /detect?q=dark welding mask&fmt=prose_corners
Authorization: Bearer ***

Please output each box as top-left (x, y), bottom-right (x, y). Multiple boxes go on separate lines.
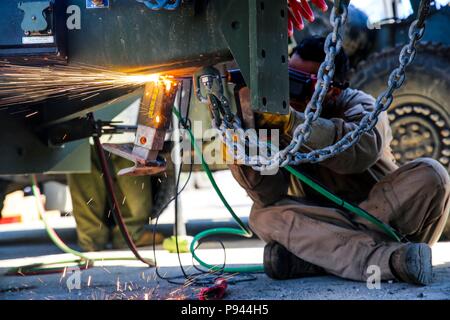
top-left (227, 68), bottom-right (317, 100)
top-left (227, 68), bottom-right (318, 105)
top-left (227, 68), bottom-right (348, 110)
top-left (288, 68), bottom-right (317, 102)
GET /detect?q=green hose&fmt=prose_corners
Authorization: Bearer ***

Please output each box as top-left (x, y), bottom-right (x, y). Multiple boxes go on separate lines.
top-left (174, 108), bottom-right (402, 274)
top-left (30, 175), bottom-right (91, 261)
top-left (7, 176), bottom-right (145, 276)
top-left (173, 109), bottom-right (263, 273)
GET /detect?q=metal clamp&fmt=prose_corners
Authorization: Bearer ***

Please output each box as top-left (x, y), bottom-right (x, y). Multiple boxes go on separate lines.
top-left (18, 1), bottom-right (51, 34)
top-left (193, 66), bottom-right (224, 103)
top-left (194, 66), bottom-right (235, 128)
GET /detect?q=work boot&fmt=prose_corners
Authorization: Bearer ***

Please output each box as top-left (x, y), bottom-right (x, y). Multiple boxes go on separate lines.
top-left (263, 241), bottom-right (326, 280)
top-left (389, 243), bottom-right (433, 286)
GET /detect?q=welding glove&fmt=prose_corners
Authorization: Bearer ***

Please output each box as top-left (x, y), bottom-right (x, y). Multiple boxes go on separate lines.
top-left (225, 88), bottom-right (337, 164)
top-left (254, 108), bottom-right (337, 150)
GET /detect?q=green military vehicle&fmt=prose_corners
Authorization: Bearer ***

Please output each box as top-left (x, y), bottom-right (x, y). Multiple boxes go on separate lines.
top-left (0, 0), bottom-right (448, 216)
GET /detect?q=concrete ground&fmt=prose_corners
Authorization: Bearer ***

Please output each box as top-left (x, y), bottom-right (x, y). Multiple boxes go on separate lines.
top-left (1, 171), bottom-right (450, 300)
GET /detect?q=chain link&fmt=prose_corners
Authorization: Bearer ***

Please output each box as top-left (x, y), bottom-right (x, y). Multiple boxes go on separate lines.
top-left (209, 1), bottom-right (430, 172)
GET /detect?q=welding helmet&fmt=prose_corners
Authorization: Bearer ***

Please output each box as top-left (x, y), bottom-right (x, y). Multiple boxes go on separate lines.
top-left (289, 67), bottom-right (349, 111)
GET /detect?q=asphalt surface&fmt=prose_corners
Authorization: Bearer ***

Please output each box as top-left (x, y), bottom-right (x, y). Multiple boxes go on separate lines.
top-left (1, 241), bottom-right (450, 300)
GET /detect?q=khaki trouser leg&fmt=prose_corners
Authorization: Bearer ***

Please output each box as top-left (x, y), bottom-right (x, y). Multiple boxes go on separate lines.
top-left (359, 158), bottom-right (450, 246)
top-left (68, 151), bottom-right (109, 252)
top-left (230, 158), bottom-right (450, 282)
top-left (230, 164), bottom-right (404, 281)
top-left (249, 199), bottom-right (404, 281)
top-left (443, 222), bottom-right (450, 240)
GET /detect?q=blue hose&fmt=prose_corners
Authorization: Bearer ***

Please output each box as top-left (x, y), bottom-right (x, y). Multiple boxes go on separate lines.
top-left (136, 0), bottom-right (181, 11)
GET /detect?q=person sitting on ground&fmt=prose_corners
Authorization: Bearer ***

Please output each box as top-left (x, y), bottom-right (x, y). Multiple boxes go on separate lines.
top-left (228, 36), bottom-right (450, 285)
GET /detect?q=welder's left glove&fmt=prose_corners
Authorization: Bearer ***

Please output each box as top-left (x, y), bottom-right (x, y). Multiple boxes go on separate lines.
top-left (254, 112), bottom-right (294, 135)
top-left (255, 108), bottom-right (337, 150)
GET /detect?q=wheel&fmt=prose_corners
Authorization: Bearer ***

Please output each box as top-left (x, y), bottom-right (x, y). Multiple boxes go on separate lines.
top-left (350, 42), bottom-right (450, 170)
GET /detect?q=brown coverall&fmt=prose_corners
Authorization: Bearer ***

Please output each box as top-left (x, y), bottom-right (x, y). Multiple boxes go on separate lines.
top-left (230, 88), bottom-right (450, 282)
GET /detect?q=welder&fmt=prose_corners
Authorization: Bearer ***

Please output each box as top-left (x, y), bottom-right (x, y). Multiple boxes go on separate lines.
top-left (229, 36), bottom-right (450, 285)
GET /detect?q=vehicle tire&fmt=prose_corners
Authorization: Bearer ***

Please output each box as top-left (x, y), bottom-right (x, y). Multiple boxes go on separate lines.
top-left (350, 42), bottom-right (450, 171)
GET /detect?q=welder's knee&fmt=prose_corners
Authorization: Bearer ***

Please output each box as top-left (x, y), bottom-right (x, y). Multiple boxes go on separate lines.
top-left (409, 158), bottom-right (450, 224)
top-left (411, 158), bottom-right (450, 191)
top-left (249, 206), bottom-right (283, 244)
top-left (248, 208), bottom-right (271, 243)
top-left (248, 205), bottom-right (295, 245)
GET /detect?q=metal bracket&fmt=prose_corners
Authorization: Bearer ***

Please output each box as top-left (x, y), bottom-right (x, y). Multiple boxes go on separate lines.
top-left (221, 0), bottom-right (289, 115)
top-left (18, 1), bottom-right (51, 34)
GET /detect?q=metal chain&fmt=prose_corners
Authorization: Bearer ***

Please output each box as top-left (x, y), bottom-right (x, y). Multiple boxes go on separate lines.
top-left (213, 0), bottom-right (431, 172)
